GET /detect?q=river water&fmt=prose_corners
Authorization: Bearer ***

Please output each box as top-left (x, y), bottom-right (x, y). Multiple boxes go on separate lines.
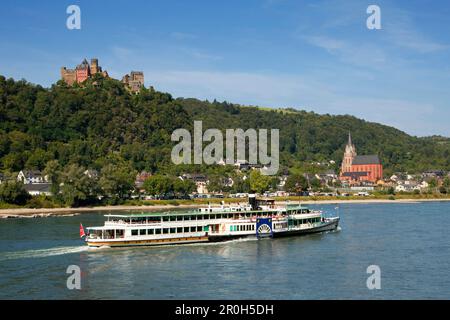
top-left (0, 202), bottom-right (449, 299)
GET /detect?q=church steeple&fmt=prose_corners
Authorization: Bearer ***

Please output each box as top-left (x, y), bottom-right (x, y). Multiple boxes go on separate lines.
top-left (341, 131), bottom-right (357, 174)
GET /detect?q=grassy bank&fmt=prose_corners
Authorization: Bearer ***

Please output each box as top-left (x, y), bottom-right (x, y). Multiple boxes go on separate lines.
top-left (2, 193), bottom-right (450, 210)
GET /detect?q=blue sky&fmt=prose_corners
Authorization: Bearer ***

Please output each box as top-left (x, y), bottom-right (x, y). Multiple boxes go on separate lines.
top-left (0, 0), bottom-right (449, 137)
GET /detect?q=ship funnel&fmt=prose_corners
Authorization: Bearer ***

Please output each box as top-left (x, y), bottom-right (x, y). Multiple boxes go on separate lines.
top-left (248, 194), bottom-right (257, 210)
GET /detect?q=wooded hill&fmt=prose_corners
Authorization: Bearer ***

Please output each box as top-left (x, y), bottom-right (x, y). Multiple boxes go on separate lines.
top-left (1, 75), bottom-right (449, 177)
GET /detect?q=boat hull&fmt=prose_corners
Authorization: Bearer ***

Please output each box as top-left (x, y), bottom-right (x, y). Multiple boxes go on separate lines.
top-left (208, 218), bottom-right (339, 242)
top-left (273, 218), bottom-right (339, 238)
top-left (87, 236), bottom-right (209, 248)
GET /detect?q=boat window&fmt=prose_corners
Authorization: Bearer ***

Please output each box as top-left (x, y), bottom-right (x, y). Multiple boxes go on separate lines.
top-left (190, 226), bottom-right (196, 232)
top-left (132, 230), bottom-right (138, 236)
top-left (163, 216), bottom-right (169, 222)
top-left (184, 227), bottom-right (190, 233)
top-left (116, 230), bottom-right (124, 238)
top-left (155, 229), bottom-right (161, 234)
top-left (197, 226), bottom-right (202, 232)
top-left (170, 228), bottom-right (176, 234)
top-left (148, 217), bottom-right (160, 223)
top-left (191, 215), bottom-right (197, 221)
top-left (177, 227), bottom-right (182, 233)
top-left (197, 215), bottom-right (203, 220)
top-left (170, 216), bottom-right (176, 222)
top-left (148, 229), bottom-right (154, 235)
top-left (140, 229), bottom-right (146, 236)
top-left (176, 216), bottom-right (182, 221)
top-left (203, 215), bottom-right (209, 220)
top-left (163, 228), bottom-right (169, 234)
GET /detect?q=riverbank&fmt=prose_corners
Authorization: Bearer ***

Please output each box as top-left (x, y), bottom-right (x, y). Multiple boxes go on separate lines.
top-left (1, 196), bottom-right (450, 218)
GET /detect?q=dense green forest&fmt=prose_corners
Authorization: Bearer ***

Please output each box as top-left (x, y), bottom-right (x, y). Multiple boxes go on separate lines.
top-left (1, 74), bottom-right (449, 180)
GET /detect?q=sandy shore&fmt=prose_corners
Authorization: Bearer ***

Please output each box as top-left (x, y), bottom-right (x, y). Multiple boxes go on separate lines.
top-left (1, 198), bottom-right (449, 218)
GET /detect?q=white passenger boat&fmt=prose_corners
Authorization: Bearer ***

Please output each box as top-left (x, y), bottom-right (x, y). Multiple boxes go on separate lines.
top-left (83, 196), bottom-right (340, 247)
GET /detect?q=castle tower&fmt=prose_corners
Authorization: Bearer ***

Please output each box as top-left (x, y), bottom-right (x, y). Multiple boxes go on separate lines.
top-left (90, 59), bottom-right (99, 74)
top-left (341, 131), bottom-right (357, 174)
top-left (60, 67), bottom-right (76, 85)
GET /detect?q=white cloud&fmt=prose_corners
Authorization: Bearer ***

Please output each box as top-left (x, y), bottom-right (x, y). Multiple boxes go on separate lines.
top-left (302, 35), bottom-right (387, 69)
top-left (385, 19), bottom-right (449, 53)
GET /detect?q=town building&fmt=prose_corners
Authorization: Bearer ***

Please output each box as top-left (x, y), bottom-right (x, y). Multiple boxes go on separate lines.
top-left (179, 174), bottom-right (209, 194)
top-left (84, 169), bottom-right (99, 179)
top-left (17, 170), bottom-right (48, 184)
top-left (61, 58), bottom-right (109, 85)
top-left (339, 132), bottom-right (383, 184)
top-left (135, 171), bottom-right (152, 190)
top-left (24, 183), bottom-right (52, 196)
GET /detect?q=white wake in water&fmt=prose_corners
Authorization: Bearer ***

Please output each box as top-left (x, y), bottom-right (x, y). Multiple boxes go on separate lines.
top-left (0, 245), bottom-right (89, 261)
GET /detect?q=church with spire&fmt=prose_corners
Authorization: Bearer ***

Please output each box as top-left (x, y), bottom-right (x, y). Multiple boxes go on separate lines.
top-left (339, 132), bottom-right (383, 184)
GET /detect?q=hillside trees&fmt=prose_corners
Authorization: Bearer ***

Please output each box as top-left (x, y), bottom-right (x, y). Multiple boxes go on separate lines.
top-left (0, 75), bottom-right (449, 179)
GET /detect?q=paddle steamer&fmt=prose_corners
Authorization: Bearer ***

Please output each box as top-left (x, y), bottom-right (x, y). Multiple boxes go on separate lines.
top-left (83, 196), bottom-right (339, 247)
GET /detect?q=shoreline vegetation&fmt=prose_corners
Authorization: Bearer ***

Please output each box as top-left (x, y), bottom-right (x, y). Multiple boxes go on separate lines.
top-left (1, 194), bottom-right (450, 218)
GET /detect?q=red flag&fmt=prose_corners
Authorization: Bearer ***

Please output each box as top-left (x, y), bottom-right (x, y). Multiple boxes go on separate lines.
top-left (79, 223), bottom-right (86, 238)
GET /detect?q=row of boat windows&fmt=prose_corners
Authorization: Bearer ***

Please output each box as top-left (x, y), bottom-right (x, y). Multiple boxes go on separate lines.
top-left (119, 212), bottom-right (284, 224)
top-left (274, 218), bottom-right (321, 230)
top-left (131, 226), bottom-right (206, 236)
top-left (230, 225), bottom-right (255, 232)
top-left (131, 224), bottom-right (258, 235)
top-left (291, 218), bottom-right (321, 225)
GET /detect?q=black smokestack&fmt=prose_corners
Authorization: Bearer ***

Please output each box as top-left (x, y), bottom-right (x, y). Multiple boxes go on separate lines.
top-left (248, 194), bottom-right (257, 210)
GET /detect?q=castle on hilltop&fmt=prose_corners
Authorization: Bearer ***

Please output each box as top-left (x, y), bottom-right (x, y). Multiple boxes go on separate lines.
top-left (61, 58), bottom-right (109, 86)
top-left (339, 132), bottom-right (383, 184)
top-left (122, 71), bottom-right (145, 93)
top-left (61, 58), bottom-right (145, 93)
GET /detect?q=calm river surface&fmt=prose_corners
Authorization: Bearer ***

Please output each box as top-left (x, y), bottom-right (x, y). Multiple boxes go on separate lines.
top-left (0, 202), bottom-right (449, 299)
